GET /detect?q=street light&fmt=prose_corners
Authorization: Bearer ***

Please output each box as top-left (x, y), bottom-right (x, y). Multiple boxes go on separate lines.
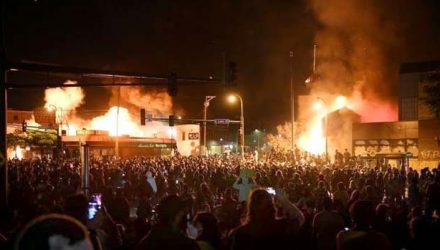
top-left (228, 94), bottom-right (245, 158)
top-left (203, 96), bottom-right (216, 155)
top-left (254, 129), bottom-right (263, 152)
top-left (335, 95), bottom-right (347, 109)
top-left (314, 97), bottom-right (328, 162)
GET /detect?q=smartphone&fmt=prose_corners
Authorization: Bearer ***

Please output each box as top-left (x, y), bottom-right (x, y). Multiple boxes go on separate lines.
top-left (266, 187), bottom-right (276, 195)
top-left (88, 193), bottom-right (102, 220)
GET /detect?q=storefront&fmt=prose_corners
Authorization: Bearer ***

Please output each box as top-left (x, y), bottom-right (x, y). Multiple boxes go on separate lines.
top-left (62, 134), bottom-right (175, 159)
top-left (352, 120), bottom-right (440, 170)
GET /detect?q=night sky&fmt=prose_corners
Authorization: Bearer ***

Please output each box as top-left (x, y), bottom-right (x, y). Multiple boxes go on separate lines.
top-left (4, 0), bottom-right (440, 131)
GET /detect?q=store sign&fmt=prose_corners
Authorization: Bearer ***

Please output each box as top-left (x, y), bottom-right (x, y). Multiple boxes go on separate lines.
top-left (188, 133), bottom-right (199, 140)
top-left (138, 143), bottom-right (170, 148)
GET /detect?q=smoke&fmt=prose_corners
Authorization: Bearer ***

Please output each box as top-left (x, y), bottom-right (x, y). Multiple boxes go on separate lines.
top-left (309, 0), bottom-right (399, 122)
top-left (277, 0), bottom-right (402, 154)
top-left (110, 87), bottom-right (173, 116)
top-left (43, 82), bottom-right (175, 137)
top-left (44, 80), bottom-right (85, 111)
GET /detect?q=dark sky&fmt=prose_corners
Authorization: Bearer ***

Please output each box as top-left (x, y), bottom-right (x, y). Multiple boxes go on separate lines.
top-left (4, 0), bottom-right (440, 131)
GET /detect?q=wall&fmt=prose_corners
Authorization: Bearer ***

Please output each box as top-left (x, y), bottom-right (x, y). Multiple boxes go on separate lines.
top-left (418, 119), bottom-right (440, 168)
top-left (7, 110), bottom-right (33, 124)
top-left (175, 124), bottom-right (200, 156)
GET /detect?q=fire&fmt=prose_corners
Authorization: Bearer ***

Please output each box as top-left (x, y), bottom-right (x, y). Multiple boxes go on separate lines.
top-left (26, 115), bottom-right (40, 127)
top-left (8, 145), bottom-right (24, 160)
top-left (42, 83), bottom-right (174, 138)
top-left (44, 80), bottom-right (84, 111)
top-left (335, 95), bottom-right (347, 109)
top-left (89, 106), bottom-right (170, 138)
top-left (297, 103), bottom-right (327, 155)
top-left (297, 95), bottom-right (350, 155)
top-left (90, 106), bottom-right (144, 136)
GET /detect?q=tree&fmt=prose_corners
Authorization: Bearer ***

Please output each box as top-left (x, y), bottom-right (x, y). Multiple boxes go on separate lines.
top-left (7, 129), bottom-right (58, 149)
top-left (423, 82), bottom-right (440, 119)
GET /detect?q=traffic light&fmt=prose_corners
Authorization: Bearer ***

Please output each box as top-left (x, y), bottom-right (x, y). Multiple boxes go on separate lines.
top-left (140, 108), bottom-right (146, 125)
top-left (22, 121), bottom-right (27, 132)
top-left (169, 115), bottom-right (175, 127)
top-left (226, 61), bottom-right (237, 86)
top-left (167, 73), bottom-right (178, 97)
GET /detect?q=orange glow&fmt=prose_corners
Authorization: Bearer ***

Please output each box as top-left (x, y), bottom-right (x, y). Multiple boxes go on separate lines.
top-left (8, 145), bottom-right (24, 160)
top-left (228, 95), bottom-right (237, 103)
top-left (43, 84), bottom-right (175, 138)
top-left (334, 96), bottom-right (346, 109)
top-left (297, 104), bottom-right (327, 155)
top-left (87, 106), bottom-right (172, 138)
top-left (90, 106), bottom-right (145, 136)
top-left (313, 101), bottom-right (323, 110)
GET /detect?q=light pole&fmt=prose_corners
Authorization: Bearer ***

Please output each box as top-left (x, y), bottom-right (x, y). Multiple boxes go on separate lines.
top-left (254, 129), bottom-right (262, 151)
top-left (314, 97), bottom-right (328, 162)
top-left (289, 51), bottom-right (295, 151)
top-left (203, 96), bottom-right (216, 155)
top-left (228, 94), bottom-right (245, 158)
top-left (47, 104), bottom-right (63, 135)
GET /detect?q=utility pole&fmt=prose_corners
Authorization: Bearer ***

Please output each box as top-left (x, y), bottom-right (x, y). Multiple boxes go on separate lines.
top-left (290, 51), bottom-right (295, 151)
top-left (203, 96), bottom-right (216, 155)
top-left (115, 85), bottom-right (120, 157)
top-left (0, 1), bottom-right (8, 207)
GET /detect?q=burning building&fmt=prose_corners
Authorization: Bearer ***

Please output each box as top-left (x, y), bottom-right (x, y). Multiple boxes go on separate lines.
top-left (6, 80), bottom-right (201, 159)
top-left (61, 124), bottom-right (200, 158)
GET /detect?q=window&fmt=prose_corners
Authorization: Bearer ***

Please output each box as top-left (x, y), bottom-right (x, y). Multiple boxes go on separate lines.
top-left (399, 97), bottom-right (418, 121)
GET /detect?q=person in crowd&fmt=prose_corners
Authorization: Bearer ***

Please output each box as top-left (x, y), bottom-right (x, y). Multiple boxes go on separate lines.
top-left (336, 200), bottom-right (392, 250)
top-left (14, 214), bottom-right (94, 250)
top-left (64, 194), bottom-right (104, 250)
top-left (313, 198), bottom-right (345, 250)
top-left (146, 171), bottom-right (157, 194)
top-left (232, 176), bottom-right (256, 203)
top-left (191, 212), bottom-right (222, 250)
top-left (4, 153), bottom-right (440, 250)
top-left (136, 195), bottom-right (200, 250)
top-left (230, 188), bottom-right (304, 250)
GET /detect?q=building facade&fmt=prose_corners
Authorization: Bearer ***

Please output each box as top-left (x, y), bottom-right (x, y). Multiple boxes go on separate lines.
top-left (352, 61), bottom-right (440, 169)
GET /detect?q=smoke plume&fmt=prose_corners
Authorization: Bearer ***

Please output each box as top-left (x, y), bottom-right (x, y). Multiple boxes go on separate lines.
top-left (309, 0), bottom-right (398, 122)
top-left (110, 87), bottom-right (173, 116)
top-left (44, 80), bottom-right (85, 111)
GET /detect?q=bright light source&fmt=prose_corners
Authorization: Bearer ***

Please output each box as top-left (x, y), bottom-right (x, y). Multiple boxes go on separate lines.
top-left (25, 145), bottom-right (30, 151)
top-left (335, 95), bottom-right (346, 109)
top-left (220, 138), bottom-right (223, 142)
top-left (228, 95), bottom-right (237, 103)
top-left (305, 77), bottom-right (311, 84)
top-left (313, 101), bottom-right (323, 110)
top-left (167, 127), bottom-right (177, 139)
top-left (177, 116), bottom-right (182, 120)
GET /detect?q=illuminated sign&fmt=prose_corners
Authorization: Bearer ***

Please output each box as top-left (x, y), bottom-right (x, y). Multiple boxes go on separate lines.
top-left (138, 143), bottom-right (170, 148)
top-left (188, 133), bottom-right (199, 140)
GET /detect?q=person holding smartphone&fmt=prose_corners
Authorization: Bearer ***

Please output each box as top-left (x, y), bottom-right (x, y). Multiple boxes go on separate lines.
top-left (63, 194), bottom-right (104, 250)
top-left (230, 188), bottom-right (305, 250)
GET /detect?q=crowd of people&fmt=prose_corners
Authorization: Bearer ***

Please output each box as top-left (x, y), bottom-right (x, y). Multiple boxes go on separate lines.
top-left (1, 150), bottom-right (440, 250)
